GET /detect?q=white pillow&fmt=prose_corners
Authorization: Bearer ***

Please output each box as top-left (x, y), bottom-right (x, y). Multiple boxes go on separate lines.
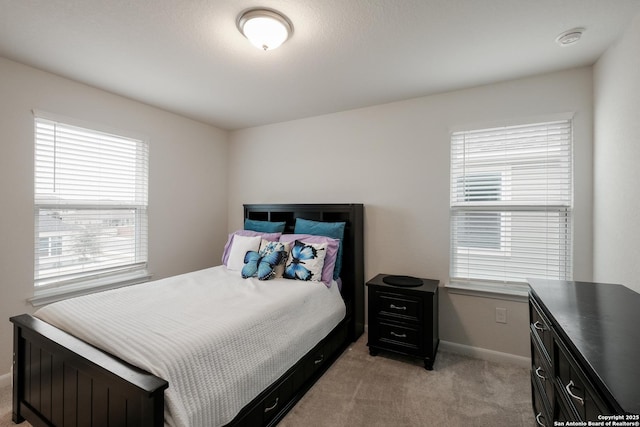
top-left (227, 235), bottom-right (262, 271)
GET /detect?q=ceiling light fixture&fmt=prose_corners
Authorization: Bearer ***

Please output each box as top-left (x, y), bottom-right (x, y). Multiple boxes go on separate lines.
top-left (555, 28), bottom-right (585, 47)
top-left (237, 8), bottom-right (293, 51)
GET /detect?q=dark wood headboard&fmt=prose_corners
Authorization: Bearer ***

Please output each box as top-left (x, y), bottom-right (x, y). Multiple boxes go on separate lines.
top-left (244, 203), bottom-right (364, 342)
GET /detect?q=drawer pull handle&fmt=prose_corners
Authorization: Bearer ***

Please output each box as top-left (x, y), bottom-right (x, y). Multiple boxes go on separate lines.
top-left (314, 354), bottom-right (324, 365)
top-left (390, 304), bottom-right (407, 310)
top-left (390, 331), bottom-right (407, 338)
top-left (535, 366), bottom-right (546, 381)
top-left (565, 380), bottom-right (584, 406)
top-left (533, 321), bottom-right (547, 332)
top-left (535, 412), bottom-right (546, 427)
top-left (264, 397), bottom-right (279, 413)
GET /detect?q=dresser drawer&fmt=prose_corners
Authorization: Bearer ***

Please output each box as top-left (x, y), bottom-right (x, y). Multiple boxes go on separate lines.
top-left (554, 337), bottom-right (608, 421)
top-left (532, 371), bottom-right (552, 427)
top-left (531, 336), bottom-right (554, 408)
top-left (374, 292), bottom-right (421, 321)
top-left (553, 389), bottom-right (573, 422)
top-left (377, 321), bottom-right (420, 351)
top-left (530, 300), bottom-right (553, 364)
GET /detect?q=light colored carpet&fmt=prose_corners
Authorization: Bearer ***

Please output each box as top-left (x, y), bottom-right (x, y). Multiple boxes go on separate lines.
top-left (279, 336), bottom-right (533, 426)
top-left (0, 381), bottom-right (27, 427)
top-left (0, 335), bottom-right (533, 426)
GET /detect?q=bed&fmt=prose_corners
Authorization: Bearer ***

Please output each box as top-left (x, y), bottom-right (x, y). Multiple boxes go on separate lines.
top-left (11, 203), bottom-right (364, 427)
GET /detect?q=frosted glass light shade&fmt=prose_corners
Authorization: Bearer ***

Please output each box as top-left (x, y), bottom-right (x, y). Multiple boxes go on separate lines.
top-left (237, 9), bottom-right (292, 51)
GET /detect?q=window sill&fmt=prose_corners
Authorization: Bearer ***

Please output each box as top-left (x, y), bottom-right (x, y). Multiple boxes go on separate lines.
top-left (445, 280), bottom-right (529, 303)
top-left (30, 270), bottom-right (152, 307)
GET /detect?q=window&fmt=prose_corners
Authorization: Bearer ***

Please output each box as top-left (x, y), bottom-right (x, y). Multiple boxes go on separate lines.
top-left (34, 114), bottom-right (149, 297)
top-left (38, 236), bottom-right (62, 257)
top-left (456, 174), bottom-right (503, 250)
top-left (450, 119), bottom-right (572, 288)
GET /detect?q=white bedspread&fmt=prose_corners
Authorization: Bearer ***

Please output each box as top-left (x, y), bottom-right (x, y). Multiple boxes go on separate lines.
top-left (35, 266), bottom-right (346, 427)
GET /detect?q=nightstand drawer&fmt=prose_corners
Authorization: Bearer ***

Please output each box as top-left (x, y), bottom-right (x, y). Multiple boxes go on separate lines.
top-left (376, 292), bottom-right (420, 321)
top-left (378, 321), bottom-right (420, 350)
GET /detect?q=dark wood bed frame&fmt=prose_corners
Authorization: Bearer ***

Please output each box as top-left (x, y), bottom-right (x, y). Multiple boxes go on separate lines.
top-left (11, 203), bottom-right (364, 427)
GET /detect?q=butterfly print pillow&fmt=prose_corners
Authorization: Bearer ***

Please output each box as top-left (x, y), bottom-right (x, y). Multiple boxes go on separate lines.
top-left (283, 240), bottom-right (327, 281)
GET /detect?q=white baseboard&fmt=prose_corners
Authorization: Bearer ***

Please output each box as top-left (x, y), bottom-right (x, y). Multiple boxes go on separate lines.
top-left (363, 323), bottom-right (530, 368)
top-left (0, 372), bottom-right (11, 388)
top-left (439, 340), bottom-right (530, 368)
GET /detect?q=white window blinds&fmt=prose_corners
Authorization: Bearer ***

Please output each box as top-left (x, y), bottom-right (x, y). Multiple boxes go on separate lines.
top-left (450, 119), bottom-right (572, 286)
top-left (34, 115), bottom-right (149, 290)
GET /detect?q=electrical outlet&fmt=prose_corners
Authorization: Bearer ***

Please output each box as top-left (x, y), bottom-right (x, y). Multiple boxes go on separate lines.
top-left (495, 307), bottom-right (507, 324)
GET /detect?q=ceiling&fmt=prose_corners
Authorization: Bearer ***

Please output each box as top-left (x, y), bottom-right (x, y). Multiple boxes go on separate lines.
top-left (1, 0), bottom-right (639, 131)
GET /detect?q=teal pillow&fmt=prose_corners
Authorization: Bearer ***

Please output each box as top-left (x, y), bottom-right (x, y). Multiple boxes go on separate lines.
top-left (244, 219), bottom-right (286, 233)
top-left (294, 218), bottom-right (346, 279)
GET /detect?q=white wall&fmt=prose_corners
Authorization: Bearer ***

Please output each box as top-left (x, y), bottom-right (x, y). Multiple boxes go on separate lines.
top-left (229, 67), bottom-right (594, 358)
top-left (0, 56), bottom-right (598, 374)
top-left (0, 57), bottom-right (229, 376)
top-left (593, 15), bottom-right (640, 294)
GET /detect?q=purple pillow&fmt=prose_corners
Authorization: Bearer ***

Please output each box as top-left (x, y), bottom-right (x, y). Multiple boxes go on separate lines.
top-left (222, 230), bottom-right (281, 266)
top-left (279, 234), bottom-right (339, 287)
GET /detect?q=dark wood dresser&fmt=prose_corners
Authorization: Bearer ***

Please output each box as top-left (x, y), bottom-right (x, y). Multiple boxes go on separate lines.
top-left (528, 279), bottom-right (640, 425)
top-left (366, 274), bottom-right (439, 370)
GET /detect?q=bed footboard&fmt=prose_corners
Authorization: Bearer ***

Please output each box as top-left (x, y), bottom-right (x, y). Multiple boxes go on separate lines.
top-left (11, 314), bottom-right (168, 427)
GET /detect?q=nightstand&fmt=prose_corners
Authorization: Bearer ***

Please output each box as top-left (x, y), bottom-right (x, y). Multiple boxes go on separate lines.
top-left (366, 274), bottom-right (439, 370)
